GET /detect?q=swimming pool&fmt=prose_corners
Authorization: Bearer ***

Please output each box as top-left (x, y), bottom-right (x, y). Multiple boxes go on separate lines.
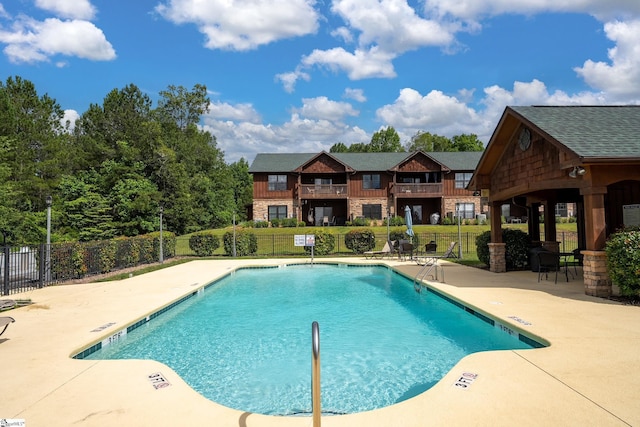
top-left (80, 263), bottom-right (543, 415)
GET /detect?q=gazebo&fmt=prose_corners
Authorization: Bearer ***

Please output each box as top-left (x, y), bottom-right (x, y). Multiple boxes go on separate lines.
top-left (469, 106), bottom-right (640, 296)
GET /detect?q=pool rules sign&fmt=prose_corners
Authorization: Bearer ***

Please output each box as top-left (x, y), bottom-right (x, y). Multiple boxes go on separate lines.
top-left (295, 234), bottom-right (315, 262)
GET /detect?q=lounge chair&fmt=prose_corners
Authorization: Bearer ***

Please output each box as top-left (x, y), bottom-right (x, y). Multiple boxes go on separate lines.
top-left (0, 316), bottom-right (14, 337)
top-left (0, 299), bottom-right (16, 311)
top-left (364, 240), bottom-right (396, 259)
top-left (415, 241), bottom-right (458, 265)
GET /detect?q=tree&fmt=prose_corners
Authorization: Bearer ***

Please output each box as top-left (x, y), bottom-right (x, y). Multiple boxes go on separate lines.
top-left (369, 126), bottom-right (404, 152)
top-left (156, 84), bottom-right (210, 131)
top-left (451, 134), bottom-right (484, 151)
top-left (229, 158), bottom-right (253, 221)
top-left (329, 142), bottom-right (349, 153)
top-left (406, 131), bottom-right (452, 152)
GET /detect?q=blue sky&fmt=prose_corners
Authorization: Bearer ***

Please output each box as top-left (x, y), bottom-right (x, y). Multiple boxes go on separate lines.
top-left (1, 1), bottom-right (639, 164)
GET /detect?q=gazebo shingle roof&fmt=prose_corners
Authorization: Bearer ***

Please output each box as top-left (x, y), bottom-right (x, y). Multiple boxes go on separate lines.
top-left (511, 106), bottom-right (640, 159)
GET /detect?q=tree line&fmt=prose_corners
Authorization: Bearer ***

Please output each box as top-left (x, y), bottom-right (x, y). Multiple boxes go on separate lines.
top-left (0, 75), bottom-right (483, 246)
top-left (0, 76), bottom-right (251, 245)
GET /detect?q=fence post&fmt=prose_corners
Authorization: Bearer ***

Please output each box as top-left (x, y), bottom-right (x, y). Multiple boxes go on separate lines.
top-left (3, 246), bottom-right (9, 296)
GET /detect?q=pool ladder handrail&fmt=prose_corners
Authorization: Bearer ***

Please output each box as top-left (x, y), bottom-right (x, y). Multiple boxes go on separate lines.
top-left (413, 258), bottom-right (444, 293)
top-left (312, 321), bottom-right (321, 427)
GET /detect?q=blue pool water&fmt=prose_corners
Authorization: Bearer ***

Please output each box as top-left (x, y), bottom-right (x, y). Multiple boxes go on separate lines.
top-left (84, 264), bottom-right (540, 415)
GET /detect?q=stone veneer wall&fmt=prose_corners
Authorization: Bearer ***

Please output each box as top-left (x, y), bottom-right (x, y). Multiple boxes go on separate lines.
top-left (349, 198), bottom-right (391, 221)
top-left (443, 196), bottom-right (481, 218)
top-left (253, 199), bottom-right (294, 221)
top-left (488, 243), bottom-right (506, 273)
top-left (581, 250), bottom-right (612, 297)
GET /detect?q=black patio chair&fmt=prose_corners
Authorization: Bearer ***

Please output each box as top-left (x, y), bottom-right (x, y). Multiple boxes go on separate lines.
top-left (537, 251), bottom-right (560, 283)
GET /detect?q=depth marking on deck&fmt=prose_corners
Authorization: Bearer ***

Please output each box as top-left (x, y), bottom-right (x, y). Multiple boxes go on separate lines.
top-left (90, 322), bottom-right (116, 332)
top-left (453, 372), bottom-right (478, 389)
top-left (507, 315), bottom-right (532, 326)
top-left (148, 372), bottom-right (171, 389)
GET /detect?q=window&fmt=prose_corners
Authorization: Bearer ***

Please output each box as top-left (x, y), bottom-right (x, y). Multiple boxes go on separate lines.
top-left (268, 175), bottom-right (287, 191)
top-left (363, 174), bottom-right (381, 189)
top-left (362, 204), bottom-right (382, 219)
top-left (456, 203), bottom-right (475, 219)
top-left (455, 172), bottom-right (473, 189)
top-left (555, 203), bottom-right (567, 217)
top-left (268, 205), bottom-right (287, 220)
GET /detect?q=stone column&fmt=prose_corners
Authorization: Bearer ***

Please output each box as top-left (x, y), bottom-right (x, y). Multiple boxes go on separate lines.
top-left (582, 250), bottom-right (611, 297)
top-left (488, 242), bottom-right (506, 273)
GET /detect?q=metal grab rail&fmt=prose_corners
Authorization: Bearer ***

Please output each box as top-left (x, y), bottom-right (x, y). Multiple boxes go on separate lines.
top-left (312, 321), bottom-right (321, 426)
top-left (414, 258), bottom-right (444, 292)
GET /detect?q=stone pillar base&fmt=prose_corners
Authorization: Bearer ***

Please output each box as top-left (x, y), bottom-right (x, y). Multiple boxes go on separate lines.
top-left (582, 250), bottom-right (611, 297)
top-left (488, 242), bottom-right (506, 273)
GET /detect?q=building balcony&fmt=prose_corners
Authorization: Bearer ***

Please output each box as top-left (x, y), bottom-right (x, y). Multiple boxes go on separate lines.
top-left (392, 183), bottom-right (443, 196)
top-left (301, 184), bottom-right (347, 199)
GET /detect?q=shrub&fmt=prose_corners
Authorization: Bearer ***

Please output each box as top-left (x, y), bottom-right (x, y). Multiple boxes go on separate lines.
top-left (189, 231), bottom-right (221, 256)
top-left (304, 229), bottom-right (335, 255)
top-left (223, 230), bottom-right (257, 256)
top-left (280, 218), bottom-right (299, 227)
top-left (605, 227), bottom-right (640, 296)
top-left (476, 228), bottom-right (531, 270)
top-left (349, 217), bottom-right (370, 226)
top-left (344, 229), bottom-right (376, 254)
top-left (270, 218), bottom-right (281, 228)
top-left (387, 216), bottom-right (405, 226)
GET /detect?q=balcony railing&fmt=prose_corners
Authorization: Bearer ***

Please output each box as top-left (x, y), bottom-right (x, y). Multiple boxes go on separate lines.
top-left (301, 184), bottom-right (348, 198)
top-left (393, 183), bottom-right (443, 195)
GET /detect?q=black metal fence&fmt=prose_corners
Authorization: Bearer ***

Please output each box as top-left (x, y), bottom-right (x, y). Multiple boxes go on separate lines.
top-left (1, 230), bottom-right (579, 296)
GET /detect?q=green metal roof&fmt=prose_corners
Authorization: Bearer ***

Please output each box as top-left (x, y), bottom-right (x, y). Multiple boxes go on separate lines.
top-left (249, 151), bottom-right (482, 173)
top-left (510, 106), bottom-right (640, 159)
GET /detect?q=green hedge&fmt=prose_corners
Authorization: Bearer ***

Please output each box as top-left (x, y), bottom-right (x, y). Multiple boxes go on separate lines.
top-left (476, 229), bottom-right (531, 270)
top-left (304, 229), bottom-right (335, 255)
top-left (223, 230), bottom-right (258, 256)
top-left (189, 231), bottom-right (221, 256)
top-left (605, 227), bottom-right (640, 296)
top-left (344, 229), bottom-right (376, 254)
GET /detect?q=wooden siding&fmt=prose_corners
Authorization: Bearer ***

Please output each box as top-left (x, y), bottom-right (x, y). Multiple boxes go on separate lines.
top-left (253, 173), bottom-right (295, 199)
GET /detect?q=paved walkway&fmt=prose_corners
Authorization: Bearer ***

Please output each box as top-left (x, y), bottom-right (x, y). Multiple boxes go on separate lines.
top-left (1, 258), bottom-right (638, 426)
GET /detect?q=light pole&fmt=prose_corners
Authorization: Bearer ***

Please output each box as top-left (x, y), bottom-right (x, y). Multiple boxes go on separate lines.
top-left (232, 213), bottom-right (237, 257)
top-left (45, 195), bottom-right (52, 282)
top-left (159, 206), bottom-right (164, 264)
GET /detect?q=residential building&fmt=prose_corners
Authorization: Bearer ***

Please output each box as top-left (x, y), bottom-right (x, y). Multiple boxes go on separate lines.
top-left (249, 151), bottom-right (483, 226)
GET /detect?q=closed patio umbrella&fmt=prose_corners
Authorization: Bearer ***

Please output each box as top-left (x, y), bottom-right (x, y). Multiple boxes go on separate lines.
top-left (404, 205), bottom-right (414, 241)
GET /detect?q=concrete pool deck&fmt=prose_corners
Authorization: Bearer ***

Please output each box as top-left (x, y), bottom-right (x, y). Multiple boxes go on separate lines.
top-left (1, 258), bottom-right (638, 426)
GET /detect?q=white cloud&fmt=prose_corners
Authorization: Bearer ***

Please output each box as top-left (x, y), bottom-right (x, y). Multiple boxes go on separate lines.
top-left (207, 100), bottom-right (262, 123)
top-left (575, 19), bottom-right (640, 99)
top-left (344, 88), bottom-right (366, 102)
top-left (275, 70), bottom-right (310, 93)
top-left (0, 17), bottom-right (115, 63)
top-left (62, 109), bottom-right (79, 130)
top-left (422, 0), bottom-right (640, 23)
top-left (294, 96), bottom-right (359, 121)
top-left (35, 0), bottom-right (96, 20)
top-left (155, 0), bottom-right (319, 51)
top-left (302, 46), bottom-right (397, 80)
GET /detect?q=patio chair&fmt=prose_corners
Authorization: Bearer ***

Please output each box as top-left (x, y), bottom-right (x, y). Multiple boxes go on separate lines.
top-left (322, 216), bottom-right (330, 226)
top-left (424, 241), bottom-right (437, 253)
top-left (566, 248), bottom-right (583, 275)
top-left (364, 240), bottom-right (396, 259)
top-left (397, 240), bottom-right (414, 261)
top-left (537, 251), bottom-right (560, 283)
top-left (416, 241), bottom-right (457, 265)
top-left (0, 316), bottom-right (14, 337)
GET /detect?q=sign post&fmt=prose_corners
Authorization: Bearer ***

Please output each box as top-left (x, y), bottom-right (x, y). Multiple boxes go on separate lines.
top-left (295, 234), bottom-right (316, 263)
